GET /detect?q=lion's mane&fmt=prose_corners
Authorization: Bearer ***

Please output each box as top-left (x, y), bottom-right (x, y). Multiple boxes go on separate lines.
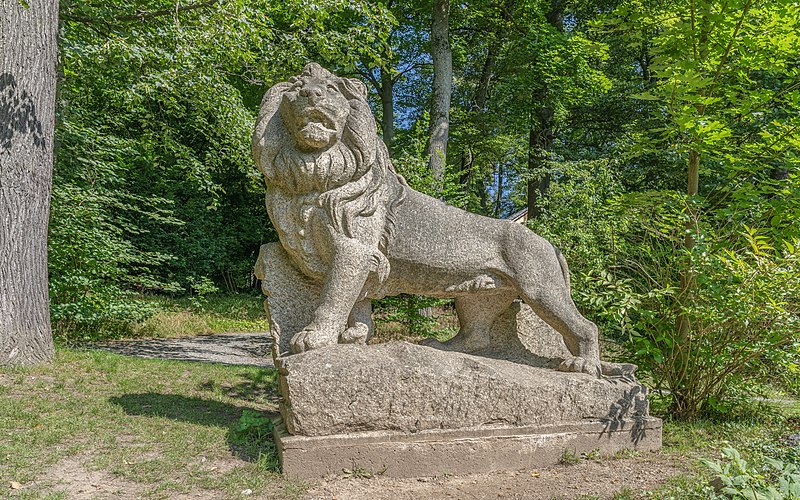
top-left (252, 64), bottom-right (406, 278)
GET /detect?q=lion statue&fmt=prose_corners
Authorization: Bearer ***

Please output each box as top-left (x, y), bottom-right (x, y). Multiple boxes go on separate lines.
top-left (252, 63), bottom-right (607, 377)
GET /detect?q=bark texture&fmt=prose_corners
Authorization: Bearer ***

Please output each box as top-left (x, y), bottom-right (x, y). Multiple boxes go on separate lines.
top-left (526, 104), bottom-right (554, 219)
top-left (426, 0), bottom-right (452, 182)
top-left (0, 0), bottom-right (58, 365)
top-left (379, 67), bottom-right (394, 148)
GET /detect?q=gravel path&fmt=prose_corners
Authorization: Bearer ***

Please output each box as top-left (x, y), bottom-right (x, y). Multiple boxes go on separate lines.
top-left (90, 332), bottom-right (274, 367)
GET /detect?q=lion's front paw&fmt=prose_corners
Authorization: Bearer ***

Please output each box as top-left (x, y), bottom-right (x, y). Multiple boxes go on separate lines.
top-left (558, 357), bottom-right (602, 378)
top-left (290, 328), bottom-right (338, 353)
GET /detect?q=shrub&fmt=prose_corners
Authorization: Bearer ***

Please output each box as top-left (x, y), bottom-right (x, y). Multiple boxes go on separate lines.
top-left (578, 193), bottom-right (800, 419)
top-left (702, 447), bottom-right (800, 499)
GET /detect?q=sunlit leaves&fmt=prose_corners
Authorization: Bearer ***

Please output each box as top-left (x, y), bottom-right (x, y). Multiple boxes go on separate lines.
top-left (53, 0), bottom-right (395, 336)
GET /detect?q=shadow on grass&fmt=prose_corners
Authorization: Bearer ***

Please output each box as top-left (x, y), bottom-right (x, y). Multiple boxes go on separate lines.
top-left (217, 369), bottom-right (281, 403)
top-left (109, 393), bottom-right (280, 465)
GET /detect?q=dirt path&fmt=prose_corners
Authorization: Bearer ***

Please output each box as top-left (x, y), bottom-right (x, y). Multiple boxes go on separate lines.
top-left (305, 453), bottom-right (686, 499)
top-left (90, 332), bottom-right (273, 367)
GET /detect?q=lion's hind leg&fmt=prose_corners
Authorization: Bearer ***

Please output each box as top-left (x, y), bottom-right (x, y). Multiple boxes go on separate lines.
top-left (503, 225), bottom-right (602, 377)
top-left (421, 291), bottom-right (516, 353)
top-left (340, 299), bottom-right (374, 345)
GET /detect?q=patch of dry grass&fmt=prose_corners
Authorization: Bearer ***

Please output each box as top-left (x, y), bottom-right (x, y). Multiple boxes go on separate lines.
top-left (132, 294), bottom-right (270, 339)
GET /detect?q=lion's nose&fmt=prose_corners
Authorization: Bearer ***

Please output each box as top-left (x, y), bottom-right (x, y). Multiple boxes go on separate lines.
top-left (299, 84), bottom-right (325, 98)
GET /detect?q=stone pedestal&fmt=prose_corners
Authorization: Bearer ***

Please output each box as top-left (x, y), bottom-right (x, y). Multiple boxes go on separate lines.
top-left (273, 416), bottom-right (662, 479)
top-left (272, 338), bottom-right (662, 478)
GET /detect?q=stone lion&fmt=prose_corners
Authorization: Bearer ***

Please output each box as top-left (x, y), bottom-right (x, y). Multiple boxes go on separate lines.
top-left (253, 63), bottom-right (606, 377)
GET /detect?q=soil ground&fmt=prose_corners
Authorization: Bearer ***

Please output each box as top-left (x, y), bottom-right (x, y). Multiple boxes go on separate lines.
top-left (305, 453), bottom-right (686, 499)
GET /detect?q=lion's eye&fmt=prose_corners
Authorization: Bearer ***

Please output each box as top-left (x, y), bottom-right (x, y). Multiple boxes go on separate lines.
top-left (326, 84), bottom-right (337, 92)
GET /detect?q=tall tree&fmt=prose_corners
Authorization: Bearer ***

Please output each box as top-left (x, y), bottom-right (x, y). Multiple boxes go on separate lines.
top-left (599, 0), bottom-right (800, 418)
top-left (0, 0), bottom-right (58, 365)
top-left (526, 0), bottom-right (563, 219)
top-left (426, 0), bottom-right (453, 182)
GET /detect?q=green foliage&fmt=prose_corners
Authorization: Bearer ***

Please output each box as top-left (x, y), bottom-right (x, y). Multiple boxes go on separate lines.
top-left (702, 447), bottom-right (800, 499)
top-left (373, 295), bottom-right (444, 338)
top-left (559, 448), bottom-right (581, 465)
top-left (231, 409), bottom-right (279, 473)
top-left (52, 0), bottom-right (395, 339)
top-left (235, 409), bottom-right (273, 442)
top-left (581, 192), bottom-right (800, 417)
top-left (572, 0), bottom-right (800, 419)
top-left (525, 159), bottom-right (625, 274)
top-left (186, 276), bottom-right (220, 309)
top-left (50, 118), bottom-right (182, 339)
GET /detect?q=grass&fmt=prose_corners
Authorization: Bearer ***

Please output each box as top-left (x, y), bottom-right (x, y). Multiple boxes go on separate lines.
top-left (0, 348), bottom-right (303, 499)
top-left (371, 303), bottom-right (459, 344)
top-left (13, 293), bottom-right (800, 498)
top-left (133, 294), bottom-right (270, 338)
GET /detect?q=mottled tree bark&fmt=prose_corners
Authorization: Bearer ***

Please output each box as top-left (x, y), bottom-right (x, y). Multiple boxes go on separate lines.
top-left (380, 67), bottom-right (394, 148)
top-left (426, 0), bottom-right (452, 182)
top-left (0, 0), bottom-right (58, 365)
top-left (526, 104), bottom-right (553, 219)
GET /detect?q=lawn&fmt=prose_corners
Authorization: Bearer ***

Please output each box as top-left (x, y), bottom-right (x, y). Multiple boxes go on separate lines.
top-left (0, 348), bottom-right (303, 499)
top-left (2, 346), bottom-right (798, 499)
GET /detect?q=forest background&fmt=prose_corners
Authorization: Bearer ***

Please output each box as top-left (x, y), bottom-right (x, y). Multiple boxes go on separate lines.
top-left (47, 0), bottom-right (800, 422)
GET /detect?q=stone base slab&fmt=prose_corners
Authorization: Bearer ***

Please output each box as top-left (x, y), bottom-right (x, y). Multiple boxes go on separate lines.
top-left (276, 342), bottom-right (649, 437)
top-left (273, 416), bottom-right (663, 479)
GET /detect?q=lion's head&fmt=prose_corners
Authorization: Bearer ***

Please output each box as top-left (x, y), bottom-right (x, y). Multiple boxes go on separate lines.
top-left (278, 65), bottom-right (357, 152)
top-left (253, 63), bottom-right (406, 276)
top-left (252, 63), bottom-right (381, 194)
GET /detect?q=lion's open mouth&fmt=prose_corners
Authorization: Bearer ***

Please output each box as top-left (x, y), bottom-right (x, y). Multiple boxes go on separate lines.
top-left (294, 107), bottom-right (338, 147)
top-left (300, 107), bottom-right (336, 131)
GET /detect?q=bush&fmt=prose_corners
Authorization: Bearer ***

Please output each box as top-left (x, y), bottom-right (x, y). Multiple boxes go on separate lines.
top-left (373, 295), bottom-right (451, 338)
top-left (702, 447), bottom-right (800, 499)
top-left (581, 192), bottom-right (800, 419)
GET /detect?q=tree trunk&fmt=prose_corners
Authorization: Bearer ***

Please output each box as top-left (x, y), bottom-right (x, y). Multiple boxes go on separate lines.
top-left (0, 0), bottom-right (58, 365)
top-left (459, 147), bottom-right (473, 190)
top-left (494, 162), bottom-right (504, 217)
top-left (472, 42), bottom-right (497, 113)
top-left (526, 105), bottom-right (553, 219)
top-left (526, 0), bottom-right (563, 220)
top-left (671, 148), bottom-right (700, 416)
top-left (380, 66), bottom-right (394, 148)
top-left (426, 0), bottom-right (452, 183)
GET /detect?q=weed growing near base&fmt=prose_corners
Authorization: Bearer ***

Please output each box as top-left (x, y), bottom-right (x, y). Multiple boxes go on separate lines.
top-left (560, 448), bottom-right (581, 465)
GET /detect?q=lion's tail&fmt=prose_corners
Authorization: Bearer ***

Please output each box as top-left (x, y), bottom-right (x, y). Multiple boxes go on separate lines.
top-left (554, 245), bottom-right (571, 292)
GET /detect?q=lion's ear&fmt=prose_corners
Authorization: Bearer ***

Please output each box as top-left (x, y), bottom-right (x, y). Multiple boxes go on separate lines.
top-left (343, 78), bottom-right (369, 100)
